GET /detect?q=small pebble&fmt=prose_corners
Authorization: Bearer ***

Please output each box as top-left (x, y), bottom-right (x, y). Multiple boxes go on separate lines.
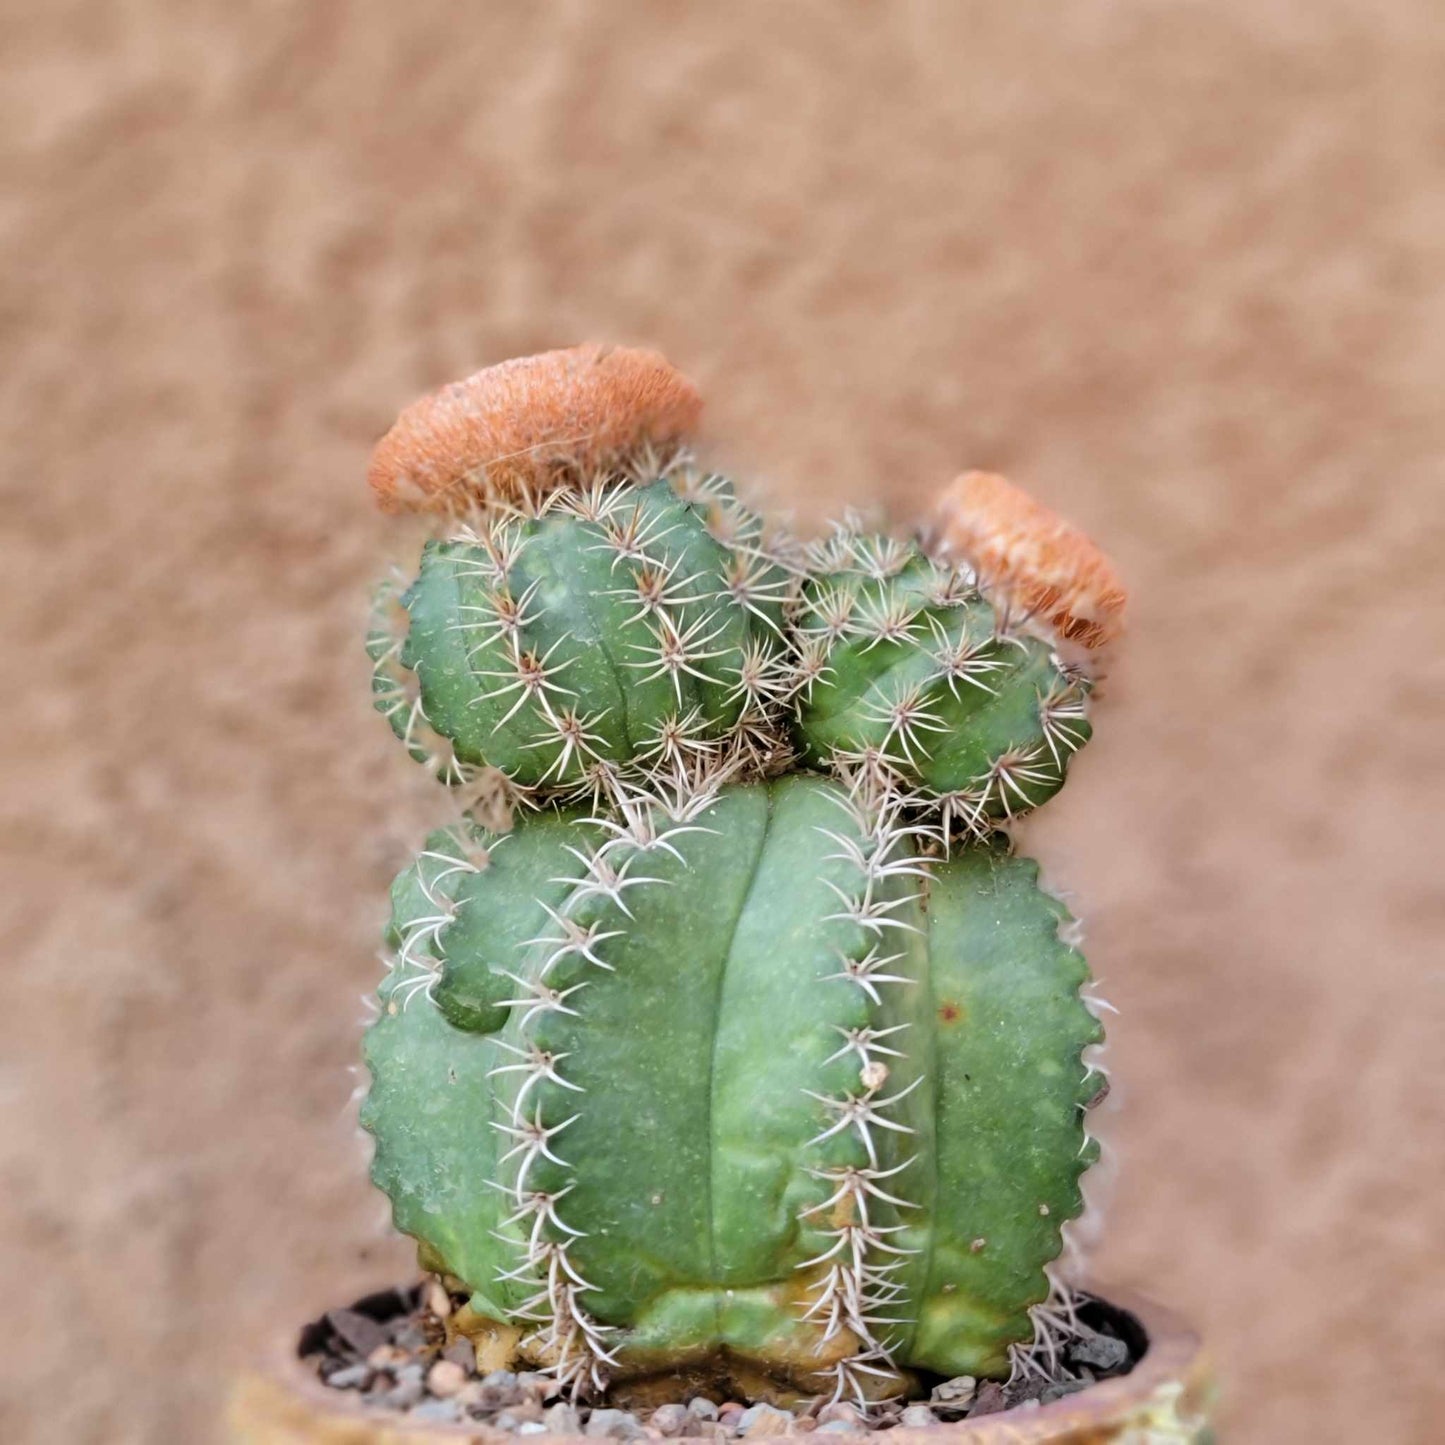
top-left (484, 1384), bottom-right (526, 1410)
top-left (967, 1382), bottom-right (1007, 1418)
top-left (427, 1359), bottom-right (468, 1398)
top-left (815, 1404), bottom-right (861, 1427)
top-left (898, 1406), bottom-right (937, 1428)
top-left (814, 1423), bottom-right (858, 1435)
top-left (386, 1379), bottom-right (425, 1410)
top-left (739, 1403), bottom-right (793, 1436)
top-left (392, 1323), bottom-right (427, 1352)
top-left (520, 1370), bottom-right (558, 1400)
top-left (587, 1407), bottom-right (647, 1439)
top-left (793, 1420), bottom-right (816, 1434)
top-left (651, 1403), bottom-right (691, 1437)
top-left (395, 1362), bottom-right (424, 1386)
top-left (442, 1335), bottom-right (477, 1371)
top-left (1004, 1379), bottom-right (1047, 1408)
top-left (1039, 1380), bottom-right (1089, 1405)
top-left (687, 1398), bottom-right (720, 1422)
top-left (718, 1402), bottom-right (745, 1423)
top-left (1067, 1330), bottom-right (1129, 1372)
top-left (424, 1278), bottom-right (454, 1319)
top-left (325, 1363), bottom-right (372, 1390)
top-left (480, 1368), bottom-right (525, 1407)
top-left (518, 1425), bottom-right (549, 1436)
top-left (546, 1403), bottom-right (584, 1434)
top-left (929, 1376), bottom-right (975, 1409)
top-left (412, 1397), bottom-right (462, 1423)
top-left (326, 1308), bottom-right (388, 1358)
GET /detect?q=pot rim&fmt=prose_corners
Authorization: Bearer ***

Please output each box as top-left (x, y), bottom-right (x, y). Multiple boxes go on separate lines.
top-left (230, 1283), bottom-right (1205, 1442)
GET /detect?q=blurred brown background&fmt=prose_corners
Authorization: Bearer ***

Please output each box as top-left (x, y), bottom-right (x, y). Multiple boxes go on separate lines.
top-left (3, 3), bottom-right (1442, 1442)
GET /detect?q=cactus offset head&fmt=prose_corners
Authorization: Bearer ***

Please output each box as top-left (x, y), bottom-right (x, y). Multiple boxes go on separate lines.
top-left (369, 469), bottom-right (798, 803)
top-left (359, 350), bottom-right (1120, 1408)
top-left (791, 515), bottom-right (1094, 838)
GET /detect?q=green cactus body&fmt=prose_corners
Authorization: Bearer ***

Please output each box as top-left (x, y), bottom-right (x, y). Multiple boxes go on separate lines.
top-left (792, 527), bottom-right (1092, 831)
top-left (360, 381), bottom-right (1122, 1407)
top-left (361, 774), bottom-right (1102, 1399)
top-left (370, 474), bottom-right (795, 799)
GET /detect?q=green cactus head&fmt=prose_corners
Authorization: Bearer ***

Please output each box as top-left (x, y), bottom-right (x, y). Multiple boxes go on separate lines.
top-left (358, 350), bottom-right (1124, 1407)
top-left (370, 469), bottom-right (799, 804)
top-left (790, 514), bottom-right (1093, 839)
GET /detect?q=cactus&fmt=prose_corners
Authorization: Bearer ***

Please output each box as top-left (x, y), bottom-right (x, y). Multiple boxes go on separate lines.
top-left (358, 348), bottom-right (1125, 1407)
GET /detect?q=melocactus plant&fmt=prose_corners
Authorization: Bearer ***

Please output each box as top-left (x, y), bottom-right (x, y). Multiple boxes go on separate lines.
top-left (360, 346), bottom-right (1125, 1406)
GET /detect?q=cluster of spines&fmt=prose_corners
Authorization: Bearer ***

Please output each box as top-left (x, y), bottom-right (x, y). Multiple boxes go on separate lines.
top-left (563, 467), bottom-right (803, 797)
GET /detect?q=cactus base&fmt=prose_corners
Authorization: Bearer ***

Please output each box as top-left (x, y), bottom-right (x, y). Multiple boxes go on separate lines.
top-left (226, 1284), bottom-right (1213, 1443)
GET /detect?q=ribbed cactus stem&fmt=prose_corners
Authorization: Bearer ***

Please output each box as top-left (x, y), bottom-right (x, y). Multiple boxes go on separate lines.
top-left (361, 776), bottom-right (1102, 1402)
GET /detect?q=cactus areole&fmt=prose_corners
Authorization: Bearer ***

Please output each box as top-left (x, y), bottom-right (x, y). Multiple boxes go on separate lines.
top-left (359, 347), bottom-right (1126, 1407)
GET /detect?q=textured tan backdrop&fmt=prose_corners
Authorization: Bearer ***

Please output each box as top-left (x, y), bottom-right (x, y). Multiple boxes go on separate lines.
top-left (2, 4), bottom-right (1442, 1442)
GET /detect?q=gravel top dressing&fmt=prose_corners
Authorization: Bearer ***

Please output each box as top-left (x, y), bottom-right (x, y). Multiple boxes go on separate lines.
top-left (303, 1283), bottom-right (1139, 1435)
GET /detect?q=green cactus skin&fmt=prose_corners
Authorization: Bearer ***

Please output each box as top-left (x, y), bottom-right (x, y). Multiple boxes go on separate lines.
top-left (368, 574), bottom-right (466, 782)
top-left (791, 524), bottom-right (1092, 834)
top-left (369, 472), bottom-right (796, 800)
top-left (360, 773), bottom-right (1102, 1401)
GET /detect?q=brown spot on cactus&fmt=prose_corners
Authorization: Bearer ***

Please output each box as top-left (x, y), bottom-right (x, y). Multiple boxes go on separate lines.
top-left (368, 344), bottom-right (703, 514)
top-left (930, 471), bottom-right (1127, 651)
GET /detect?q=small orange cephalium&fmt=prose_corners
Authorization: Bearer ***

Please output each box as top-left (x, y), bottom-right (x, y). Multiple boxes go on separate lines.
top-left (930, 471), bottom-right (1127, 651)
top-left (368, 344), bottom-right (703, 515)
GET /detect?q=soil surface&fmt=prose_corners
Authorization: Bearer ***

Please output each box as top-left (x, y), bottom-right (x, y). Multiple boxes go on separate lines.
top-left (3, 6), bottom-right (1443, 1445)
top-left (303, 1283), bottom-right (1139, 1434)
